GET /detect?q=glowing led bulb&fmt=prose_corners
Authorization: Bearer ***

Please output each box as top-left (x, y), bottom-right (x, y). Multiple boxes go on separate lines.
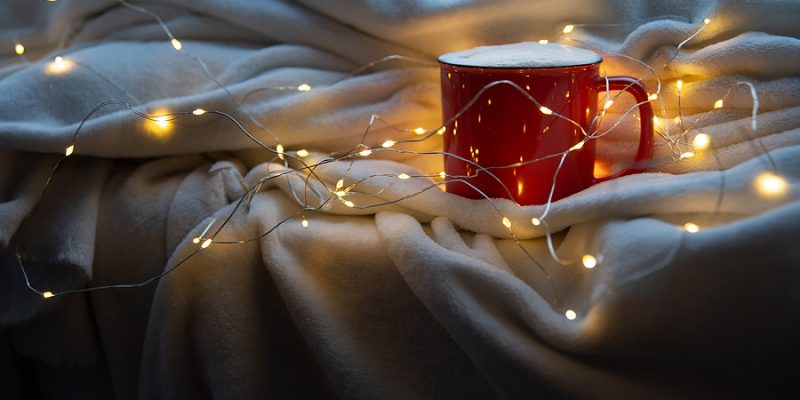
top-left (538, 39), bottom-right (549, 44)
top-left (381, 140), bottom-right (397, 148)
top-left (192, 108), bottom-right (206, 115)
top-left (276, 144), bottom-right (284, 160)
top-left (676, 80), bottom-right (683, 90)
top-left (297, 83), bottom-right (312, 92)
top-left (42, 291), bottom-right (55, 299)
top-left (603, 100), bottom-right (614, 110)
top-left (15, 44), bottom-right (24, 55)
top-left (344, 200), bottom-right (355, 208)
top-left (414, 127), bottom-right (426, 135)
top-left (539, 106), bottom-right (553, 115)
top-left (713, 99), bottom-right (724, 109)
top-left (439, 171), bottom-right (446, 179)
top-left (398, 173), bottom-right (410, 180)
top-left (755, 172), bottom-right (787, 197)
top-left (531, 217), bottom-right (541, 226)
top-left (502, 217), bottom-right (512, 228)
top-left (192, 237), bottom-right (201, 244)
top-left (436, 127), bottom-right (446, 135)
top-left (154, 116), bottom-right (169, 128)
top-left (683, 222), bottom-right (700, 233)
top-left (648, 93), bottom-right (658, 101)
top-left (565, 309), bottom-right (577, 320)
top-left (562, 25), bottom-right (574, 33)
top-left (569, 141), bottom-right (585, 151)
top-left (704, 18), bottom-right (711, 25)
top-left (692, 133), bottom-right (711, 150)
top-left (171, 38), bottom-right (182, 50)
top-left (335, 190), bottom-right (346, 197)
top-left (653, 116), bottom-right (660, 126)
top-left (296, 149), bottom-right (309, 158)
top-left (359, 149), bottom-right (372, 156)
top-left (46, 56), bottom-right (73, 75)
top-left (679, 151), bottom-right (695, 159)
top-left (201, 238), bottom-right (212, 248)
top-left (581, 254), bottom-right (597, 269)
top-left (301, 219), bottom-right (309, 228)
top-left (64, 144), bottom-right (74, 156)
top-left (336, 179), bottom-right (344, 189)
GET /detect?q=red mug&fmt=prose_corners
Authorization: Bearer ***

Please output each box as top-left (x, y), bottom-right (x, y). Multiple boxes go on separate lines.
top-left (439, 42), bottom-right (653, 205)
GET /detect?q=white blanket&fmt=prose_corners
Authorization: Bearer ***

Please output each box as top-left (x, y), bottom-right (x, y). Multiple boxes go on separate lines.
top-left (1, 0), bottom-right (799, 398)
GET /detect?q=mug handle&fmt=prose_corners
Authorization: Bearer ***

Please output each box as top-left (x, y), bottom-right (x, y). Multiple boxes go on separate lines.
top-left (592, 76), bottom-right (654, 184)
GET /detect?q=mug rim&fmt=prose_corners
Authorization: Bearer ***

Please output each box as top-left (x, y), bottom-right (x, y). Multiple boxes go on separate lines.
top-left (438, 58), bottom-right (602, 70)
top-left (438, 42), bottom-right (603, 70)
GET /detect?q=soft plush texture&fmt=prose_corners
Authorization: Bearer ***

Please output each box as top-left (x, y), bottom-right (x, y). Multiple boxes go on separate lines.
top-left (1, 0), bottom-right (799, 399)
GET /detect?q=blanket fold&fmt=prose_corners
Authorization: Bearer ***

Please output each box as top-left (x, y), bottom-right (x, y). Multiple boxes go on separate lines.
top-left (2, 0), bottom-right (799, 398)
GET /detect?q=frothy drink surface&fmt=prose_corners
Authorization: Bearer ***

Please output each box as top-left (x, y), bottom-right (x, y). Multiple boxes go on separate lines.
top-left (439, 42), bottom-right (602, 68)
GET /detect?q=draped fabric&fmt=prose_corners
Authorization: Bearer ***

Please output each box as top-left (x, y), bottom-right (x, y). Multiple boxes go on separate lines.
top-left (1, 1), bottom-right (799, 398)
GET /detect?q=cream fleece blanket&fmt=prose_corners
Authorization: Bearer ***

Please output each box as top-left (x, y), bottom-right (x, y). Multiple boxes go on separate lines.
top-left (1, 0), bottom-right (799, 399)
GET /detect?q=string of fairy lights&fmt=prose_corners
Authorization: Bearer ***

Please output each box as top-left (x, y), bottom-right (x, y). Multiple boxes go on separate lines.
top-left (7, 1), bottom-right (790, 321)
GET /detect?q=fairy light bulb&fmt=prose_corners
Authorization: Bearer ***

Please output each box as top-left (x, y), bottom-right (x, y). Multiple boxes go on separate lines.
top-left (201, 238), bottom-right (212, 248)
top-left (336, 179), bottom-right (344, 190)
top-left (565, 309), bottom-right (577, 320)
top-left (15, 44), bottom-right (24, 55)
top-left (648, 93), bottom-right (658, 101)
top-left (398, 173), bottom-right (410, 180)
top-left (713, 99), bottom-right (724, 109)
top-left (539, 106), bottom-right (553, 115)
top-left (683, 222), bottom-right (700, 233)
top-left (436, 127), bottom-right (446, 135)
top-left (581, 254), bottom-right (597, 269)
top-left (439, 171), bottom-right (446, 179)
top-left (676, 80), bottom-right (683, 90)
top-left (296, 149), bottom-right (309, 158)
top-left (531, 217), bottom-right (541, 226)
top-left (46, 55), bottom-right (75, 75)
top-left (692, 133), bottom-right (711, 150)
top-left (47, 56), bottom-right (67, 74)
top-left (192, 108), bottom-right (206, 115)
top-left (680, 151), bottom-right (695, 159)
top-left (154, 116), bottom-right (169, 128)
top-left (171, 38), bottom-right (182, 50)
top-left (297, 83), bottom-right (311, 92)
top-left (42, 291), bottom-right (55, 299)
top-left (343, 200), bottom-right (355, 208)
top-left (413, 127), bottom-right (426, 135)
top-left (755, 172), bottom-right (787, 197)
top-left (704, 18), bottom-right (711, 25)
top-left (276, 144), bottom-right (285, 160)
top-left (64, 144), bottom-right (74, 156)
top-left (603, 100), bottom-right (614, 110)
top-left (562, 24), bottom-right (574, 33)
top-left (502, 217), bottom-right (512, 228)
top-left (301, 219), bottom-right (309, 228)
top-left (538, 39), bottom-right (549, 44)
top-left (192, 237), bottom-right (201, 244)
top-left (359, 149), bottom-right (372, 156)
top-left (381, 140), bottom-right (396, 148)
top-left (569, 141), bottom-right (585, 151)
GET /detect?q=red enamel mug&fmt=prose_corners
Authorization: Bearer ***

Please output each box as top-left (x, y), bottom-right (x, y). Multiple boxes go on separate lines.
top-left (439, 42), bottom-right (653, 205)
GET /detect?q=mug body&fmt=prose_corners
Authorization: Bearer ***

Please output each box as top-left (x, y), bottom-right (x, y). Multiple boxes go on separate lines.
top-left (440, 48), bottom-right (601, 205)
